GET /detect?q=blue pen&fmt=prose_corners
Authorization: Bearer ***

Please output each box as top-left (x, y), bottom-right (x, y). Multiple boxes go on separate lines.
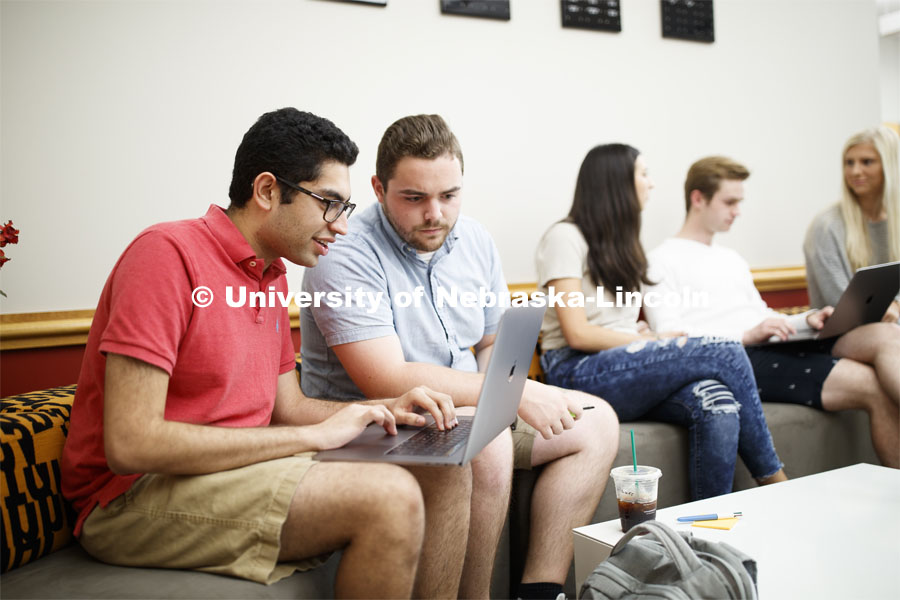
top-left (677, 511), bottom-right (742, 522)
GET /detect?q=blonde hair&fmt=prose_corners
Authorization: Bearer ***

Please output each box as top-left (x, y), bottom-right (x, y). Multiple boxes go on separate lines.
top-left (839, 125), bottom-right (900, 270)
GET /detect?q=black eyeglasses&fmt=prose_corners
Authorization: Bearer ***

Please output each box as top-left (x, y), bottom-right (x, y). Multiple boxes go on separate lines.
top-left (274, 175), bottom-right (355, 223)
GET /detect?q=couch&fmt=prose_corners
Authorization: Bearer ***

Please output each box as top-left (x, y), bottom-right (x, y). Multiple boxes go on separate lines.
top-left (0, 384), bottom-right (512, 599)
top-left (2, 371), bottom-right (880, 599)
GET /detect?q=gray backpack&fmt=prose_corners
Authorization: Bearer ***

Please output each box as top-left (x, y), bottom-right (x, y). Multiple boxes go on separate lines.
top-left (579, 520), bottom-right (758, 600)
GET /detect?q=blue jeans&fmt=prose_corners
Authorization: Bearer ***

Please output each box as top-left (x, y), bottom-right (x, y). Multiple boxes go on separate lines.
top-left (542, 336), bottom-right (783, 500)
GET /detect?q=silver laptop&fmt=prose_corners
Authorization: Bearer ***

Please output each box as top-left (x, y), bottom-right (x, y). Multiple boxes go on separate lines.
top-left (314, 305), bottom-right (545, 466)
top-left (761, 261), bottom-right (899, 344)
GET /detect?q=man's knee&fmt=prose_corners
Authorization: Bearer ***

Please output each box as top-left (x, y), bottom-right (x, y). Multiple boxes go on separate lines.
top-left (563, 399), bottom-right (619, 459)
top-left (348, 463), bottom-right (426, 532)
top-left (283, 462), bottom-right (424, 560)
top-left (586, 398), bottom-right (619, 447)
top-left (471, 428), bottom-right (513, 491)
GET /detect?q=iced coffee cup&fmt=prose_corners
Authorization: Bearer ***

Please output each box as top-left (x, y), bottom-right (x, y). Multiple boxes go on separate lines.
top-left (610, 465), bottom-right (662, 532)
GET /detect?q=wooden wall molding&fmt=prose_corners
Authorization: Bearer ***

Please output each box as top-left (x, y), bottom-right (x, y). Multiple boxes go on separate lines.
top-left (1, 266), bottom-right (806, 350)
top-left (1, 309), bottom-right (95, 350)
top-left (748, 265), bottom-right (807, 292)
top-left (0, 307), bottom-right (304, 351)
top-left (509, 266), bottom-right (807, 295)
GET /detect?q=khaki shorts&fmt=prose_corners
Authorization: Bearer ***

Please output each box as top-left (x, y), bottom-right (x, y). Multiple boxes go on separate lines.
top-left (511, 416), bottom-right (537, 470)
top-left (79, 454), bottom-right (323, 584)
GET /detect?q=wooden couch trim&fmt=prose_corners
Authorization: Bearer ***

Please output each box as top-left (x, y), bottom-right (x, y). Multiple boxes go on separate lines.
top-left (1, 266), bottom-right (806, 350)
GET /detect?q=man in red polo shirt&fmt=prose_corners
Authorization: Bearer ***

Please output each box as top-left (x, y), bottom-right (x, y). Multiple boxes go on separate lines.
top-left (61, 108), bottom-right (469, 598)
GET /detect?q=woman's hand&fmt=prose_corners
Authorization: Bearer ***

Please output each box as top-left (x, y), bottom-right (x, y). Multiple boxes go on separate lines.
top-left (883, 300), bottom-right (900, 324)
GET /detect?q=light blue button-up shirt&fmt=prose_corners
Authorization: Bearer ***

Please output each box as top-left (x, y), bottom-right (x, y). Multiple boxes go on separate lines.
top-left (300, 203), bottom-right (507, 400)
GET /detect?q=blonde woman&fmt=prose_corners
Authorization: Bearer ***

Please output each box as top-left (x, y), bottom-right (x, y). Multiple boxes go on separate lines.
top-left (803, 125), bottom-right (900, 322)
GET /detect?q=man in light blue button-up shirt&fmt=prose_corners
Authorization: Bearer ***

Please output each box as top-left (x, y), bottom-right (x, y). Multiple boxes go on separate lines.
top-left (301, 114), bottom-right (619, 600)
top-left (300, 200), bottom-right (505, 400)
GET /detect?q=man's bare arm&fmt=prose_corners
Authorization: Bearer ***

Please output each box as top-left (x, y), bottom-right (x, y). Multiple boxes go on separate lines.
top-left (103, 353), bottom-right (396, 475)
top-left (473, 333), bottom-right (496, 372)
top-left (333, 335), bottom-right (486, 406)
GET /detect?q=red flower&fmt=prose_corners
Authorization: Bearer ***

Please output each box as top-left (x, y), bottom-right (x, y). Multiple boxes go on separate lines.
top-left (1, 220), bottom-right (19, 246)
top-left (0, 220), bottom-right (17, 282)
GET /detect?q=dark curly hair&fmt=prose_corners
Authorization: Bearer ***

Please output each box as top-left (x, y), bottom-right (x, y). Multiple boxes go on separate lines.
top-left (228, 108), bottom-right (359, 208)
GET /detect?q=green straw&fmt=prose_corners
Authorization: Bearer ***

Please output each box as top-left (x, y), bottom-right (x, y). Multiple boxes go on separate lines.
top-left (630, 428), bottom-right (637, 472)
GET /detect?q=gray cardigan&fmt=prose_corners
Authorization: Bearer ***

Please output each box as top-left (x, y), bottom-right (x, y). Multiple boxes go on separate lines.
top-left (803, 204), bottom-right (895, 308)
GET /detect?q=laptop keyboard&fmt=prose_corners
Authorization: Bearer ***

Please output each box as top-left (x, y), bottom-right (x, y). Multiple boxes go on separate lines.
top-left (386, 419), bottom-right (473, 457)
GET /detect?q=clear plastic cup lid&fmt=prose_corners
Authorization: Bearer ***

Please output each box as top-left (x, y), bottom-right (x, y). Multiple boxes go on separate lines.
top-left (610, 465), bottom-right (662, 481)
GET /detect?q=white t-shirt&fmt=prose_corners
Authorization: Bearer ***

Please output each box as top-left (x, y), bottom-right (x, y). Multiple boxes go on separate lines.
top-left (535, 221), bottom-right (640, 351)
top-left (644, 237), bottom-right (808, 341)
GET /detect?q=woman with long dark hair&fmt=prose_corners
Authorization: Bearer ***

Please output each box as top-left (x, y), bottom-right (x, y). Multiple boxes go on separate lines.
top-left (536, 143), bottom-right (786, 500)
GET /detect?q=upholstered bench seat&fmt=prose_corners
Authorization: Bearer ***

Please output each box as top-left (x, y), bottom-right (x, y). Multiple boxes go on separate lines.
top-left (2, 544), bottom-right (342, 599)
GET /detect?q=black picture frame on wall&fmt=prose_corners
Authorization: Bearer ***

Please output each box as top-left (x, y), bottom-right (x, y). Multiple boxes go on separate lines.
top-left (561, 1), bottom-right (622, 33)
top-left (661, 0), bottom-right (714, 43)
top-left (327, 0), bottom-right (388, 6)
top-left (440, 1), bottom-right (511, 21)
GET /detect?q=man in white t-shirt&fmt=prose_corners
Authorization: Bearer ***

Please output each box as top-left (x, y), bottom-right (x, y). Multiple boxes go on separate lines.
top-left (644, 156), bottom-right (899, 468)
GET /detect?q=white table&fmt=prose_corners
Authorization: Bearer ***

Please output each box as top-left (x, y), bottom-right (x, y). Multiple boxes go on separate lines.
top-left (573, 464), bottom-right (900, 599)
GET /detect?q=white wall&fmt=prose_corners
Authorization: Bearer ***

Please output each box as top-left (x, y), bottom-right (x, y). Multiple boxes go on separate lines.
top-left (880, 0), bottom-right (900, 122)
top-left (882, 33), bottom-right (899, 122)
top-left (0, 0), bottom-right (883, 314)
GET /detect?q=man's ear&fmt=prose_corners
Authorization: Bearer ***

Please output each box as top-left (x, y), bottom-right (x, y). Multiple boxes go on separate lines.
top-left (251, 173), bottom-right (279, 212)
top-left (371, 175), bottom-right (386, 204)
top-left (689, 189), bottom-right (708, 212)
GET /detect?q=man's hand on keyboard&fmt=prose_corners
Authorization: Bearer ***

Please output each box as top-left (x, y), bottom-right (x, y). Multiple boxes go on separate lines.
top-left (310, 404), bottom-right (397, 450)
top-left (382, 385), bottom-right (458, 430)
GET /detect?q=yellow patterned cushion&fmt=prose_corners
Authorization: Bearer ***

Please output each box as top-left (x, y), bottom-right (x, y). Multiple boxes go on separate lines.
top-left (1, 385), bottom-right (77, 572)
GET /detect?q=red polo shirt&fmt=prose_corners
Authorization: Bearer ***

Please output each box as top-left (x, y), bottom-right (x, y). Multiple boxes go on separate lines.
top-left (61, 205), bottom-right (296, 535)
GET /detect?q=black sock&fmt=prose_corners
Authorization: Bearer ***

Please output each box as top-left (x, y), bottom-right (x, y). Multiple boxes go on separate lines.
top-left (517, 581), bottom-right (564, 599)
